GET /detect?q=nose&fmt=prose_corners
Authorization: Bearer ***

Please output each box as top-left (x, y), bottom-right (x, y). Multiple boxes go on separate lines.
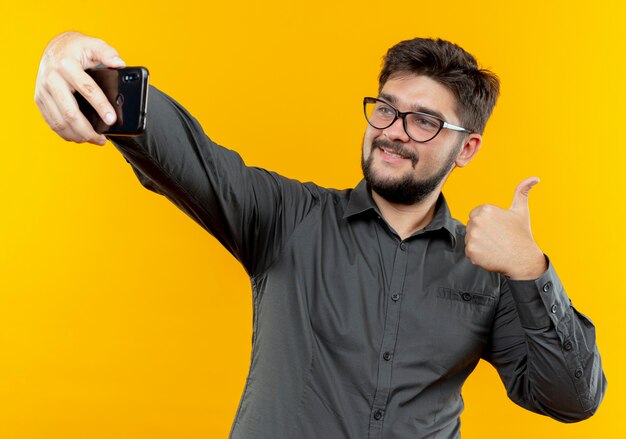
top-left (382, 116), bottom-right (410, 143)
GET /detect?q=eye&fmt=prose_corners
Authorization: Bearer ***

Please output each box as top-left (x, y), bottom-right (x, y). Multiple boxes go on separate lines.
top-left (375, 104), bottom-right (394, 115)
top-left (410, 114), bottom-right (440, 132)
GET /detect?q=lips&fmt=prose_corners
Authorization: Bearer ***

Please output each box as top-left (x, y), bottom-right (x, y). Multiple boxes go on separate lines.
top-left (370, 138), bottom-right (418, 168)
top-left (380, 146), bottom-right (408, 159)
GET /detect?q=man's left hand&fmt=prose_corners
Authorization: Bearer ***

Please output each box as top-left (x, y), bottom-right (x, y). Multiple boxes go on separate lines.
top-left (464, 177), bottom-right (548, 280)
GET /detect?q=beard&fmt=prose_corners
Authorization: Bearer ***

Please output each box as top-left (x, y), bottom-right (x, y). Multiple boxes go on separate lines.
top-left (361, 137), bottom-right (460, 205)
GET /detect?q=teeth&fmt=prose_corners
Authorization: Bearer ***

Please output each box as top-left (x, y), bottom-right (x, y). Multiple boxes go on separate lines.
top-left (382, 147), bottom-right (404, 159)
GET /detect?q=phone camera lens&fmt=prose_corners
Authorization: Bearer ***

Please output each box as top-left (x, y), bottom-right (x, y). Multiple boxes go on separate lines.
top-left (122, 73), bottom-right (139, 82)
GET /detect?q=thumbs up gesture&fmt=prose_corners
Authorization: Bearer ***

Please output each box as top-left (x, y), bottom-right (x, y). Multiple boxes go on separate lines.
top-left (464, 177), bottom-right (548, 280)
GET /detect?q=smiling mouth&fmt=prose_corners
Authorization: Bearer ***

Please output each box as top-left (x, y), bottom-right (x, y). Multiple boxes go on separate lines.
top-left (370, 138), bottom-right (418, 168)
top-left (379, 146), bottom-right (408, 159)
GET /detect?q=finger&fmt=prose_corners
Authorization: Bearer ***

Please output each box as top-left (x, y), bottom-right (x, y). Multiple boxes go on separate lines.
top-left (468, 206), bottom-right (482, 219)
top-left (58, 58), bottom-right (117, 126)
top-left (36, 87), bottom-right (86, 142)
top-left (510, 176), bottom-right (540, 213)
top-left (44, 70), bottom-right (107, 144)
top-left (44, 88), bottom-right (106, 145)
top-left (468, 204), bottom-right (495, 219)
top-left (84, 37), bottom-right (126, 69)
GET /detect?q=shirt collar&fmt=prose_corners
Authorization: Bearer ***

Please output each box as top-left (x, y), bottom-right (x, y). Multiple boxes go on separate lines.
top-left (344, 179), bottom-right (458, 248)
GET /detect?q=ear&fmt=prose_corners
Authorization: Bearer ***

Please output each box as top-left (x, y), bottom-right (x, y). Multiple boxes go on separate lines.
top-left (455, 133), bottom-right (482, 168)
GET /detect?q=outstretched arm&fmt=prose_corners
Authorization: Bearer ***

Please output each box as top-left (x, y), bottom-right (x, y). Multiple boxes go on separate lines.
top-left (107, 86), bottom-right (319, 275)
top-left (35, 31), bottom-right (318, 276)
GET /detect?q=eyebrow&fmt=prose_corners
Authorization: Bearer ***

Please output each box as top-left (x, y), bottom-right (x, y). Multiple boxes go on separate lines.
top-left (378, 93), bottom-right (447, 121)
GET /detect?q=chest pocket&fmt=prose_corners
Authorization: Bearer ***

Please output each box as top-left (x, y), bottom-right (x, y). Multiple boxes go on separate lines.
top-left (429, 287), bottom-right (497, 373)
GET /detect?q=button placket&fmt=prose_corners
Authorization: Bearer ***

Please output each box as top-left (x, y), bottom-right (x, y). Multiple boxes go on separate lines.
top-left (368, 240), bottom-right (409, 438)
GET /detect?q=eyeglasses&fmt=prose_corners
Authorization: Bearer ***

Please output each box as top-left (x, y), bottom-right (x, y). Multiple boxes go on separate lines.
top-left (363, 97), bottom-right (472, 142)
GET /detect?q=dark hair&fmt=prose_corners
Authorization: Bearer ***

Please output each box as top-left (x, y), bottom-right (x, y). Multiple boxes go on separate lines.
top-left (379, 38), bottom-right (500, 134)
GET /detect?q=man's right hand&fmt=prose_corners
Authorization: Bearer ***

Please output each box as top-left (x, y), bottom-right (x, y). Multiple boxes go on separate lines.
top-left (34, 31), bottom-right (127, 146)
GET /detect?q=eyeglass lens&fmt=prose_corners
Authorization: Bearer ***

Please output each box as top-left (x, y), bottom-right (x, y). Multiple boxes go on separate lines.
top-left (364, 99), bottom-right (442, 142)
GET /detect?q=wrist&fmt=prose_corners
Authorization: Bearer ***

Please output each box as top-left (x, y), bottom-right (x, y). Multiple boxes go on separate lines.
top-left (506, 249), bottom-right (548, 280)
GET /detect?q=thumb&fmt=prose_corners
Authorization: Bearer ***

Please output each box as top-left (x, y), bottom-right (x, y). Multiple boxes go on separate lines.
top-left (509, 176), bottom-right (540, 213)
top-left (81, 37), bottom-right (126, 69)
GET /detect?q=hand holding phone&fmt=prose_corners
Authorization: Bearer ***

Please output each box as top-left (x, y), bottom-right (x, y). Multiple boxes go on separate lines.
top-left (35, 31), bottom-right (131, 145)
top-left (74, 67), bottom-right (149, 136)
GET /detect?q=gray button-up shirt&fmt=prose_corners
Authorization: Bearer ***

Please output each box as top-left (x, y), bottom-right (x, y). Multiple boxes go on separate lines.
top-left (109, 86), bottom-right (606, 439)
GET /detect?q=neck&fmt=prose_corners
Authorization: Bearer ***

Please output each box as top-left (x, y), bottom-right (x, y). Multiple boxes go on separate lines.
top-left (371, 190), bottom-right (441, 240)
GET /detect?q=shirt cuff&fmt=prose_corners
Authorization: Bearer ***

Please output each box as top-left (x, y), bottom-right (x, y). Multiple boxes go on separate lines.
top-left (505, 255), bottom-right (570, 331)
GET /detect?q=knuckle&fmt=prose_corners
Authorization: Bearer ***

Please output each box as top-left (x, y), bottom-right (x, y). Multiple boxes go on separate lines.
top-left (79, 81), bottom-right (96, 97)
top-left (58, 57), bottom-right (75, 73)
top-left (470, 206), bottom-right (483, 217)
top-left (61, 106), bottom-right (78, 122)
top-left (51, 118), bottom-right (68, 132)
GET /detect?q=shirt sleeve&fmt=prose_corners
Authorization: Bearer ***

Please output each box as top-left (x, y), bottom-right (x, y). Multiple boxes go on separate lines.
top-left (482, 255), bottom-right (607, 422)
top-left (106, 85), bottom-right (319, 277)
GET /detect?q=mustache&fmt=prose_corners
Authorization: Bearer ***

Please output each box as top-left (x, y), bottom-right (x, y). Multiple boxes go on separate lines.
top-left (371, 138), bottom-right (418, 168)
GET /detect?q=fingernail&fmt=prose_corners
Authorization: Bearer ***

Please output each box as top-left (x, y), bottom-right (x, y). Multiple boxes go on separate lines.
top-left (112, 56), bottom-right (126, 66)
top-left (105, 113), bottom-right (115, 124)
top-left (98, 138), bottom-right (107, 146)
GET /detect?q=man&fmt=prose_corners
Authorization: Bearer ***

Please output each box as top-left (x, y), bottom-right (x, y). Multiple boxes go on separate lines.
top-left (35, 32), bottom-right (606, 438)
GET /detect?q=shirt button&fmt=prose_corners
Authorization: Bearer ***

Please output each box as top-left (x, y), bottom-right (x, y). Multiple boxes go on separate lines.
top-left (575, 368), bottom-right (583, 379)
top-left (383, 352), bottom-right (392, 361)
top-left (400, 242), bottom-right (407, 251)
top-left (373, 410), bottom-right (384, 420)
top-left (462, 292), bottom-right (472, 301)
top-left (551, 304), bottom-right (558, 313)
top-left (563, 341), bottom-right (573, 351)
top-left (543, 281), bottom-right (553, 293)
top-left (391, 292), bottom-right (400, 301)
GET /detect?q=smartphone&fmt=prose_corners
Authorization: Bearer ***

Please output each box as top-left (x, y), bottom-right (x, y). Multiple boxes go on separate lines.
top-left (74, 66), bottom-right (149, 136)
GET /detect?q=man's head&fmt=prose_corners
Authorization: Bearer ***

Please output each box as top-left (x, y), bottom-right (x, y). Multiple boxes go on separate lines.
top-left (379, 38), bottom-right (500, 135)
top-left (362, 38), bottom-right (500, 205)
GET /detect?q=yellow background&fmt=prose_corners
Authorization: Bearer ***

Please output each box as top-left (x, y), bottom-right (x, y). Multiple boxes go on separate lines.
top-left (1, 0), bottom-right (623, 437)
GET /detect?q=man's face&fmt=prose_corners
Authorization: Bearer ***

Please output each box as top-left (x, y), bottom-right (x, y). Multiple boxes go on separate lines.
top-left (361, 74), bottom-right (475, 205)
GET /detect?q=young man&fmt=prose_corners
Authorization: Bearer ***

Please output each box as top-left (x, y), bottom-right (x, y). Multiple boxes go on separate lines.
top-left (35, 32), bottom-right (606, 439)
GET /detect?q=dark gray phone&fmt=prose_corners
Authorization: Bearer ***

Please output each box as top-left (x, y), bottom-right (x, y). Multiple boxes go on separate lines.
top-left (75, 66), bottom-right (149, 136)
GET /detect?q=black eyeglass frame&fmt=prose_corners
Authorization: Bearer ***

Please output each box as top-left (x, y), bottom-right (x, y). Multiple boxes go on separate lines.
top-left (363, 97), bottom-right (472, 143)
